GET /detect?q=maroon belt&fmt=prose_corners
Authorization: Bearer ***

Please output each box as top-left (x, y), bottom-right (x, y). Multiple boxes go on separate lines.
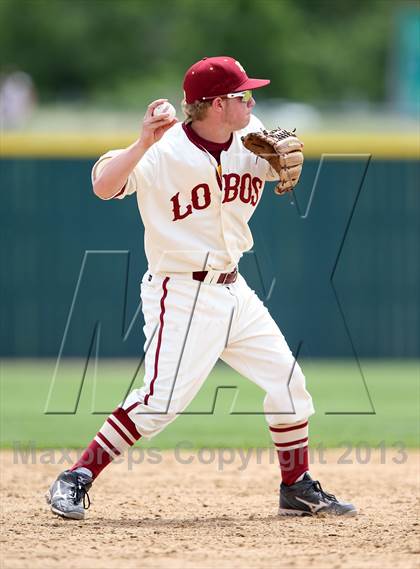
top-left (192, 267), bottom-right (238, 285)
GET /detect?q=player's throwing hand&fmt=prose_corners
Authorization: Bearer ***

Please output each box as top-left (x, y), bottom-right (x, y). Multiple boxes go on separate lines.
top-left (141, 98), bottom-right (178, 148)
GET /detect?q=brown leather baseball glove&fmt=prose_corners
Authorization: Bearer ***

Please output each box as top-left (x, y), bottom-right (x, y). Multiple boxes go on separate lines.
top-left (241, 128), bottom-right (304, 195)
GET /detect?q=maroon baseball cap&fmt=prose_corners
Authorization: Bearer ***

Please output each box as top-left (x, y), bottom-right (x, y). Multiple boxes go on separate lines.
top-left (183, 56), bottom-right (270, 104)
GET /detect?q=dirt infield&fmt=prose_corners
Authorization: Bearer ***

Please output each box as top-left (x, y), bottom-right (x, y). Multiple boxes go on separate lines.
top-left (1, 449), bottom-right (419, 569)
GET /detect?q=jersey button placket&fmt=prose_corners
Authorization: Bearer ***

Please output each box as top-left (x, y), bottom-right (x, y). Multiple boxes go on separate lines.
top-left (219, 152), bottom-right (235, 269)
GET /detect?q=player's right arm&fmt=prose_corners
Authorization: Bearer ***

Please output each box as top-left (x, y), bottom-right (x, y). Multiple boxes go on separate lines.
top-left (92, 99), bottom-right (177, 200)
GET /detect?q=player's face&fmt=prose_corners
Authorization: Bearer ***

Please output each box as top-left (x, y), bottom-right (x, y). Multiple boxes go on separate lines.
top-left (222, 95), bottom-right (256, 131)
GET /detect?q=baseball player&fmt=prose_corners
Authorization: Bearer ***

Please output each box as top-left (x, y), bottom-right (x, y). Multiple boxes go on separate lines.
top-left (46, 56), bottom-right (356, 519)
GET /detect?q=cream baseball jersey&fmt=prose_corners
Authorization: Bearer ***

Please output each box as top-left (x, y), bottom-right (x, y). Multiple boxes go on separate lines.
top-left (91, 114), bottom-right (278, 274)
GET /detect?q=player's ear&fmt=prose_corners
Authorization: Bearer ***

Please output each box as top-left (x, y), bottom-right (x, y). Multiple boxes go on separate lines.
top-left (212, 97), bottom-right (225, 112)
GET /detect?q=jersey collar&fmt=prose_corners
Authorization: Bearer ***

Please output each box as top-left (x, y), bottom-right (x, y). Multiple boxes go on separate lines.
top-left (182, 122), bottom-right (233, 154)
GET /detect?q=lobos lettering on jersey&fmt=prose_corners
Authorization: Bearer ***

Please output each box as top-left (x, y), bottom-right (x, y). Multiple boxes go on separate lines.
top-left (170, 183), bottom-right (211, 221)
top-left (171, 173), bottom-right (263, 221)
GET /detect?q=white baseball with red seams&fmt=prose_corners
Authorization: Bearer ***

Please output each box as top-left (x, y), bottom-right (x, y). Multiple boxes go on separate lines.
top-left (91, 113), bottom-right (314, 439)
top-left (152, 101), bottom-right (176, 121)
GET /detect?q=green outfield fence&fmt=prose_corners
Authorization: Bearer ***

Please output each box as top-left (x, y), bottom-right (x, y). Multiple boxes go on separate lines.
top-left (1, 133), bottom-right (419, 358)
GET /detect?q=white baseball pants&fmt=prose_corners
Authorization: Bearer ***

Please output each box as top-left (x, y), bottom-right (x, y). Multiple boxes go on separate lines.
top-left (122, 271), bottom-right (314, 438)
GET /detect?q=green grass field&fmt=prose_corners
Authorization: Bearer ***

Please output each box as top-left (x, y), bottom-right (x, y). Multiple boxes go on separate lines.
top-left (1, 359), bottom-right (418, 449)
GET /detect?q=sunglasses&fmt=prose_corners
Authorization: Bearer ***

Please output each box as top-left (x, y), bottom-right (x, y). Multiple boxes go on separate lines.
top-left (225, 90), bottom-right (253, 102)
top-left (201, 90), bottom-right (253, 103)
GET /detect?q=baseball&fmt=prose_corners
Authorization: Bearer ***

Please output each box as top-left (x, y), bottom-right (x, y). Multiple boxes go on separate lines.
top-left (153, 101), bottom-right (176, 121)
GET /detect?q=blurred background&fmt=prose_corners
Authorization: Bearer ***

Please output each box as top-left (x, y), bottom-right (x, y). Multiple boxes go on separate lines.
top-left (0, 0), bottom-right (419, 449)
top-left (1, 0), bottom-right (419, 131)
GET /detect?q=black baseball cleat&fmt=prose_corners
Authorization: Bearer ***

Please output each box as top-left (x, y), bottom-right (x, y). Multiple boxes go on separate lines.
top-left (45, 469), bottom-right (92, 520)
top-left (279, 473), bottom-right (357, 517)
